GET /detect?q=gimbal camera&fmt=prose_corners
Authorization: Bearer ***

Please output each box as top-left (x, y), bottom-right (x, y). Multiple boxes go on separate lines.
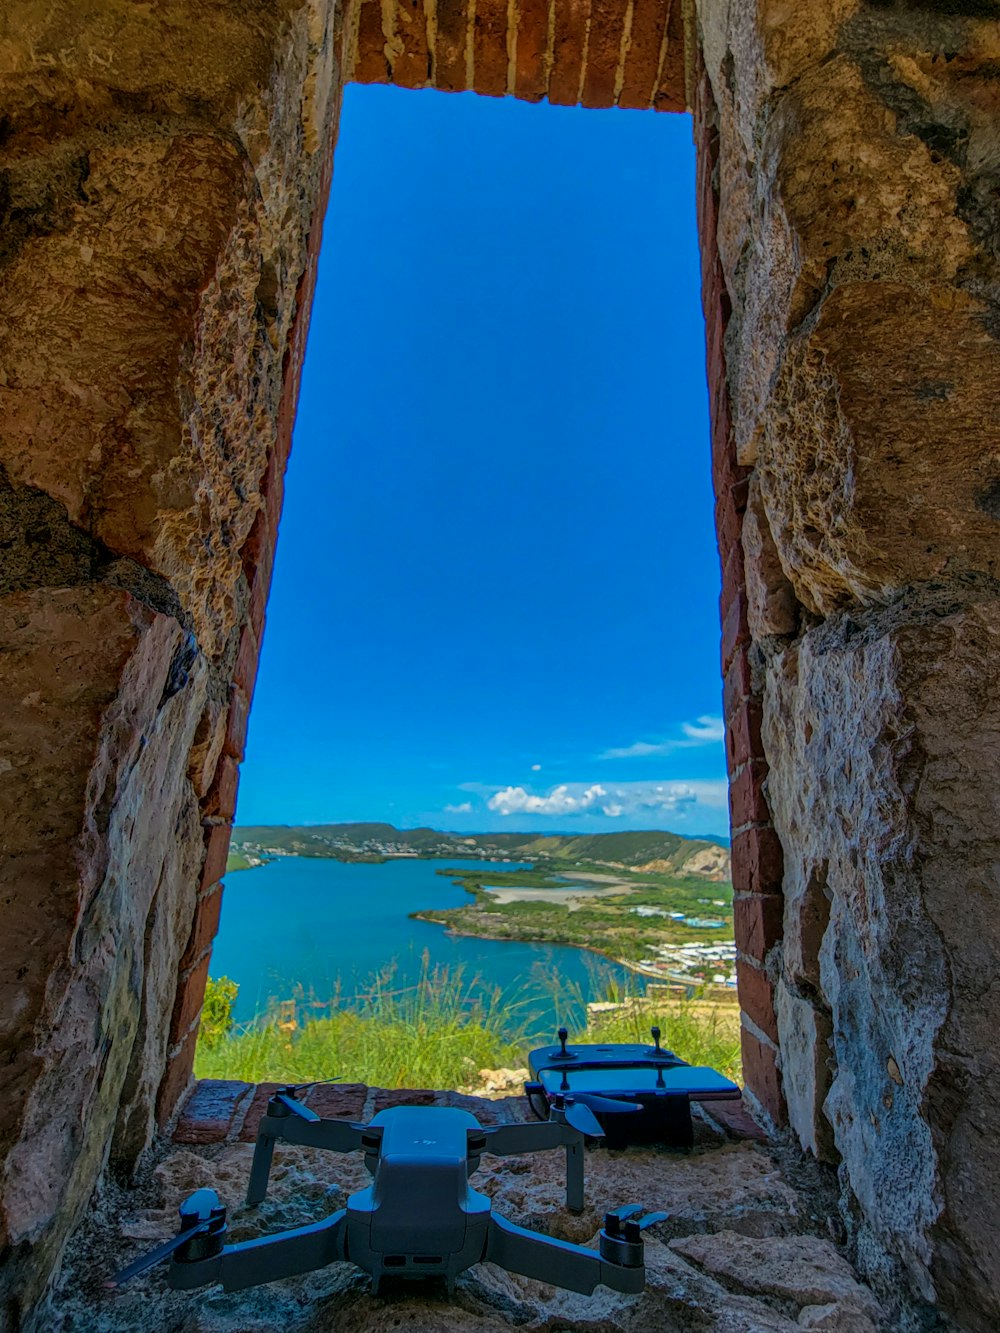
top-left (109, 1085), bottom-right (665, 1298)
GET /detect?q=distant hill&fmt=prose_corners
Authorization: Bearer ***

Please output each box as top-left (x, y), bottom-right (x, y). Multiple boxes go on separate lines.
top-left (230, 823), bottom-right (731, 881)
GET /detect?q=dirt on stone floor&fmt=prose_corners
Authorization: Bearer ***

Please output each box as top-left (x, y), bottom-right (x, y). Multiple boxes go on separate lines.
top-left (42, 1105), bottom-right (893, 1333)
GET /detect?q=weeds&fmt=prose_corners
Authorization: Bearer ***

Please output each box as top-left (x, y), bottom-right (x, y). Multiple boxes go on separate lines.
top-left (195, 954), bottom-right (742, 1089)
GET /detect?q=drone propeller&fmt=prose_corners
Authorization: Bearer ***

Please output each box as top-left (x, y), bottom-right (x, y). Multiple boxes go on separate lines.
top-left (106, 1189), bottom-right (226, 1289)
top-left (572, 1092), bottom-right (643, 1117)
top-left (270, 1079), bottom-right (342, 1122)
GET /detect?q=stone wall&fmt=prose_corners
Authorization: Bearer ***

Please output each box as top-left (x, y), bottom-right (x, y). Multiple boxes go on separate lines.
top-left (695, 0), bottom-right (1000, 1326)
top-left (0, 1), bottom-right (346, 1321)
top-left (4, 0), bottom-right (1000, 1327)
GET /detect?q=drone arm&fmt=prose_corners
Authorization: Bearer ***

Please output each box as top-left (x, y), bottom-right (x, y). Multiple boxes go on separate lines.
top-left (480, 1122), bottom-right (572, 1156)
top-left (169, 1210), bottom-right (348, 1293)
top-left (485, 1214), bottom-right (644, 1296)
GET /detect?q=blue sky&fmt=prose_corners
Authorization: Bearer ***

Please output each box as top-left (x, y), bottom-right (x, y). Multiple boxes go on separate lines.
top-left (236, 84), bottom-right (728, 839)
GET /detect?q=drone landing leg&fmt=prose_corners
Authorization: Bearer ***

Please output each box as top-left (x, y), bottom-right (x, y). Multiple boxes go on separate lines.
top-left (565, 1140), bottom-right (584, 1215)
top-left (246, 1132), bottom-right (276, 1206)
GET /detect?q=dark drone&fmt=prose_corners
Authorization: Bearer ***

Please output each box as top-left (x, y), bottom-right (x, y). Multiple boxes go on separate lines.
top-left (109, 1084), bottom-right (665, 1298)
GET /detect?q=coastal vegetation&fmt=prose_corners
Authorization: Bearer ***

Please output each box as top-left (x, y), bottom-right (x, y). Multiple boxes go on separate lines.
top-left (225, 822), bottom-right (731, 877)
top-left (416, 861), bottom-right (734, 971)
top-left (194, 965), bottom-right (742, 1088)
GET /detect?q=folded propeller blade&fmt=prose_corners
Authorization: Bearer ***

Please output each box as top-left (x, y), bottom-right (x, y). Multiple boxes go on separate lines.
top-left (575, 1092), bottom-right (642, 1116)
top-left (563, 1099), bottom-right (606, 1138)
top-left (275, 1092), bottom-right (320, 1121)
top-left (105, 1225), bottom-right (206, 1289)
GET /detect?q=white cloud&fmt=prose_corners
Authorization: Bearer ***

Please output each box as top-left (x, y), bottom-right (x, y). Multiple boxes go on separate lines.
top-left (681, 715), bottom-right (726, 743)
top-left (444, 801), bottom-right (473, 814)
top-left (530, 763), bottom-right (542, 772)
top-left (488, 784), bottom-right (609, 817)
top-left (486, 780), bottom-right (728, 820)
top-left (601, 715), bottom-right (725, 760)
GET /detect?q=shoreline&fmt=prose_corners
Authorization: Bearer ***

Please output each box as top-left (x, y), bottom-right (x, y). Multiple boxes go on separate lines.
top-left (409, 911), bottom-right (715, 989)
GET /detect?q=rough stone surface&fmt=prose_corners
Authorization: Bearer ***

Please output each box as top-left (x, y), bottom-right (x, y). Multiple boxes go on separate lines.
top-left (762, 600), bottom-right (1000, 1326)
top-left (696, 0), bottom-right (1000, 1325)
top-left (0, 586), bottom-right (206, 1314)
top-left (669, 1231), bottom-right (881, 1319)
top-left (42, 1087), bottom-right (878, 1333)
top-left (0, 0), bottom-right (347, 1320)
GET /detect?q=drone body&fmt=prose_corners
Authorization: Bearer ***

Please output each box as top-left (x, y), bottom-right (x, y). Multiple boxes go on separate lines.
top-left (112, 1089), bottom-right (664, 1299)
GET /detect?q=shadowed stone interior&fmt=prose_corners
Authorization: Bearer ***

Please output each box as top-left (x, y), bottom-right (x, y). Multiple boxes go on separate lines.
top-left (1, 0), bottom-right (999, 1328)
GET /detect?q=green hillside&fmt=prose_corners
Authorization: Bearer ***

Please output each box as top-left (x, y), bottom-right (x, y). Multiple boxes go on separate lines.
top-left (229, 822), bottom-right (730, 878)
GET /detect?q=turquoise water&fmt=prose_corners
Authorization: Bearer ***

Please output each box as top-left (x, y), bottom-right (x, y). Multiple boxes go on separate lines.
top-left (210, 856), bottom-right (641, 1036)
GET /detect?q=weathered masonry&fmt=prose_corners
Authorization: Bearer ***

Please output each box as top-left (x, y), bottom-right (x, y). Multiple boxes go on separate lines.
top-left (1, 1), bottom-right (998, 1329)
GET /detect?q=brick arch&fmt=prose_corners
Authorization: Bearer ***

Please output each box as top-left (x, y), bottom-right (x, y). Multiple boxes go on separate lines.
top-left (349, 0), bottom-right (688, 110)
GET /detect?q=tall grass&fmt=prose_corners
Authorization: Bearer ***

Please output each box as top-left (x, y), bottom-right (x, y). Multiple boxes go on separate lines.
top-left (586, 998), bottom-right (742, 1082)
top-left (194, 956), bottom-right (528, 1089)
top-left (539, 965), bottom-right (743, 1084)
top-left (195, 957), bottom-right (743, 1090)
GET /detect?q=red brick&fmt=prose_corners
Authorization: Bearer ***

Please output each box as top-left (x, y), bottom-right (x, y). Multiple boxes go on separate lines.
top-left (373, 1087), bottom-right (439, 1112)
top-left (733, 892), bottom-right (784, 963)
top-left (156, 1025), bottom-right (199, 1127)
top-left (180, 883), bottom-right (225, 972)
top-left (233, 621), bottom-right (259, 696)
top-left (582, 0), bottom-right (629, 106)
top-left (170, 951), bottom-right (213, 1045)
top-left (618, 0), bottom-right (668, 108)
top-left (355, 0), bottom-right (390, 83)
top-left (201, 821), bottom-right (233, 889)
top-left (740, 1024), bottom-right (786, 1126)
top-left (731, 825), bottom-right (785, 897)
top-left (392, 0), bottom-right (432, 87)
top-left (720, 584), bottom-right (750, 674)
top-left (723, 648), bottom-right (753, 718)
top-left (728, 760), bottom-right (771, 831)
top-left (249, 564), bottom-right (269, 641)
top-left (719, 540), bottom-right (746, 622)
top-left (549, 0), bottom-right (589, 105)
top-left (472, 0), bottom-right (508, 96)
top-left (262, 443), bottom-right (287, 536)
top-left (239, 1083), bottom-right (287, 1141)
top-left (203, 753), bottom-right (240, 821)
top-left (513, 0), bottom-right (549, 101)
top-left (652, 0), bottom-right (686, 112)
top-left (434, 0), bottom-right (468, 90)
top-left (304, 1083), bottom-right (369, 1120)
top-left (223, 685), bottom-right (250, 762)
top-left (726, 699), bottom-right (764, 773)
top-left (715, 485), bottom-right (745, 562)
top-left (173, 1079), bottom-right (255, 1144)
top-left (698, 1095), bottom-right (769, 1142)
top-left (241, 508), bottom-right (270, 582)
top-left (736, 959), bottom-right (778, 1042)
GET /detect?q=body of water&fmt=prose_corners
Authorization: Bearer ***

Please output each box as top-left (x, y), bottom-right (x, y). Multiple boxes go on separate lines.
top-left (210, 856), bottom-right (642, 1036)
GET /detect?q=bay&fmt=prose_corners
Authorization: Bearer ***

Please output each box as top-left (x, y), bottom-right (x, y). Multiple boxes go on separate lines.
top-left (210, 856), bottom-right (642, 1037)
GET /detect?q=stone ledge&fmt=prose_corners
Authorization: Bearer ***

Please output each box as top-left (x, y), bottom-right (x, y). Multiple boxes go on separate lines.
top-left (174, 1079), bottom-right (768, 1146)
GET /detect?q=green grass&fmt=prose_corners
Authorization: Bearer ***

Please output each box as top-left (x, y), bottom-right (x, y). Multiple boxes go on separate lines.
top-left (195, 963), bottom-right (743, 1089)
top-left (587, 998), bottom-right (742, 1083)
top-left (194, 959), bottom-right (527, 1089)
